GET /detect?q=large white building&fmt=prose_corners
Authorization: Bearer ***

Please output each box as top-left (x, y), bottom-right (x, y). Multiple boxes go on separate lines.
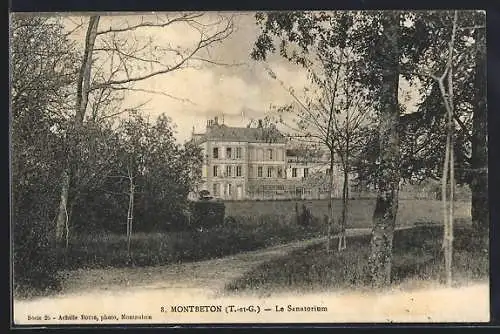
top-left (189, 117), bottom-right (348, 200)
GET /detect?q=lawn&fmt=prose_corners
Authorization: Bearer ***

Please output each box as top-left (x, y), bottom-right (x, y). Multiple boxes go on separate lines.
top-left (224, 223), bottom-right (488, 294)
top-left (60, 199), bottom-right (473, 270)
top-left (225, 199), bottom-right (471, 228)
top-left (59, 214), bottom-right (325, 270)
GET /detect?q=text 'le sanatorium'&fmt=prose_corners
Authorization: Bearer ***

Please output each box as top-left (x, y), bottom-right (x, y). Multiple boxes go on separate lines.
top-left (165, 305), bottom-right (328, 313)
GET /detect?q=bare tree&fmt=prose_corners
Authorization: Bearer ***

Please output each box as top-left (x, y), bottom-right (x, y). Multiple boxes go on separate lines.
top-left (55, 16), bottom-right (100, 246)
top-left (55, 13), bottom-right (234, 246)
top-left (429, 11), bottom-right (459, 287)
top-left (264, 47), bottom-right (371, 253)
top-left (401, 11), bottom-right (459, 287)
top-left (325, 76), bottom-right (372, 251)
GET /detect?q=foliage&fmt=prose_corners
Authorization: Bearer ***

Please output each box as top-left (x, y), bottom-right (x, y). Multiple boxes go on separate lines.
top-left (68, 112), bottom-right (203, 234)
top-left (11, 14), bottom-right (211, 295)
top-left (253, 11), bottom-right (484, 188)
top-left (345, 11), bottom-right (485, 187)
top-left (11, 16), bottom-right (79, 297)
top-left (190, 201), bottom-right (226, 229)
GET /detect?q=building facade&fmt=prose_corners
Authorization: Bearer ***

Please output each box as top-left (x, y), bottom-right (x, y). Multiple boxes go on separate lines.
top-left (190, 117), bottom-right (288, 200)
top-left (190, 117), bottom-right (348, 200)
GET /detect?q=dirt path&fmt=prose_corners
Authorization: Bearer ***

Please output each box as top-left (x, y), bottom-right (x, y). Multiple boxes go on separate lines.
top-left (58, 227), bottom-right (388, 297)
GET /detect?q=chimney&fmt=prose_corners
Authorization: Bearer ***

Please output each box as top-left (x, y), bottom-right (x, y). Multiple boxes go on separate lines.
top-left (214, 116), bottom-right (219, 125)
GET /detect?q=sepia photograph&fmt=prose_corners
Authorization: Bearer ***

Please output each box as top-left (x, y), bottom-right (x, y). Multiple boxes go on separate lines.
top-left (10, 10), bottom-right (489, 325)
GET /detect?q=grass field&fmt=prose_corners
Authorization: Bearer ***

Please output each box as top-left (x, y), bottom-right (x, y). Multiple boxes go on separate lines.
top-left (225, 199), bottom-right (472, 228)
top-left (61, 199), bottom-right (472, 270)
top-left (59, 214), bottom-right (325, 271)
top-left (224, 223), bottom-right (488, 294)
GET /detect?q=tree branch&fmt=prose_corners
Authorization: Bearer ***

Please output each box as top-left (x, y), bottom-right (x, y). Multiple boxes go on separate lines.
top-left (95, 13), bottom-right (205, 35)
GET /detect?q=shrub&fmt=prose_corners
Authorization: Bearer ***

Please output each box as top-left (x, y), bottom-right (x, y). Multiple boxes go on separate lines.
top-left (13, 218), bottom-right (61, 298)
top-left (190, 200), bottom-right (225, 229)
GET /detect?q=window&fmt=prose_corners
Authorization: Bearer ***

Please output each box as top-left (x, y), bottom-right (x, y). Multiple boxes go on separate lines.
top-left (227, 183), bottom-right (232, 195)
top-left (257, 149), bottom-right (263, 160)
top-left (213, 183), bottom-right (219, 196)
top-left (267, 167), bottom-right (273, 178)
top-left (213, 165), bottom-right (219, 177)
top-left (304, 168), bottom-right (309, 178)
top-left (326, 168), bottom-right (332, 175)
top-left (277, 167), bottom-right (283, 178)
top-left (226, 147), bottom-right (232, 159)
top-left (268, 149), bottom-right (273, 160)
top-left (226, 165), bottom-right (232, 177)
top-left (212, 147), bottom-right (219, 159)
top-left (292, 168), bottom-right (297, 178)
top-left (236, 147), bottom-right (242, 159)
top-left (257, 166), bottom-right (263, 177)
top-left (236, 165), bottom-right (242, 177)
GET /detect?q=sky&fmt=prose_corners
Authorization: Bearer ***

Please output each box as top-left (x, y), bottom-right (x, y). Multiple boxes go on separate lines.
top-left (59, 12), bottom-right (420, 143)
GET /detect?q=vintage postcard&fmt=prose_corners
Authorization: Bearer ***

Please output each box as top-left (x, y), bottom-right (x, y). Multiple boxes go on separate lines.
top-left (10, 10), bottom-right (489, 326)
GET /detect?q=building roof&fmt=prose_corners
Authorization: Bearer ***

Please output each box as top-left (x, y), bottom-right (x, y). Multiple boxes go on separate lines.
top-left (194, 124), bottom-right (287, 144)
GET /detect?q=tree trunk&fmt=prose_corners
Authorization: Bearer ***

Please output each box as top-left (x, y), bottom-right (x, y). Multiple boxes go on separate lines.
top-left (439, 11), bottom-right (458, 287)
top-left (447, 136), bottom-right (455, 286)
top-left (441, 123), bottom-right (450, 252)
top-left (470, 26), bottom-right (488, 237)
top-left (326, 152), bottom-right (335, 253)
top-left (338, 168), bottom-right (349, 251)
top-left (55, 170), bottom-right (70, 244)
top-left (368, 13), bottom-right (401, 287)
top-left (441, 111), bottom-right (454, 286)
top-left (127, 173), bottom-right (135, 259)
top-left (55, 16), bottom-right (100, 244)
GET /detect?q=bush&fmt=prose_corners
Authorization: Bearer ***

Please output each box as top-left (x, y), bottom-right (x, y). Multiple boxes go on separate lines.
top-left (190, 200), bottom-right (225, 229)
top-left (13, 218), bottom-right (61, 298)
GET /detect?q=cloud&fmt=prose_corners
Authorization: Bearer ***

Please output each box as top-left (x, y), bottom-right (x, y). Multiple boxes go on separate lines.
top-left (59, 12), bottom-right (358, 143)
top-left (119, 44), bottom-right (310, 143)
